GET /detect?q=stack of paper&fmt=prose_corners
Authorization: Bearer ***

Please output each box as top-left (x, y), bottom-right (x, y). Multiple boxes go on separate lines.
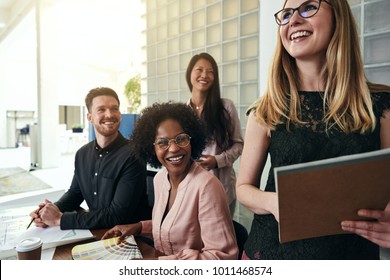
top-left (0, 208), bottom-right (93, 259)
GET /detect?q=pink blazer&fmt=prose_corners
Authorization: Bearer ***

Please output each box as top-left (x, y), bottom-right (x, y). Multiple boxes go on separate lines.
top-left (141, 162), bottom-right (238, 260)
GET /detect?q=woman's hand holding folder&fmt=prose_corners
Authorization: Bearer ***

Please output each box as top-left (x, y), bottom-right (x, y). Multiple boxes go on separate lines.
top-left (342, 200), bottom-right (390, 248)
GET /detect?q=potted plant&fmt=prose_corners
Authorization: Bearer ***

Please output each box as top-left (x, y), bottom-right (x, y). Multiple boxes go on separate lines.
top-left (72, 124), bottom-right (84, 133)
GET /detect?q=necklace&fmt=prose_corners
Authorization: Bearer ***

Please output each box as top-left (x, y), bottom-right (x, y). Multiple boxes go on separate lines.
top-left (190, 100), bottom-right (203, 110)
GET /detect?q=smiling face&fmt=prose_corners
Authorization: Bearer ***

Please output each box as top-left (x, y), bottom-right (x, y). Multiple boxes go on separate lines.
top-left (87, 95), bottom-right (121, 138)
top-left (154, 119), bottom-right (192, 180)
top-left (280, 0), bottom-right (334, 62)
top-left (190, 58), bottom-right (215, 94)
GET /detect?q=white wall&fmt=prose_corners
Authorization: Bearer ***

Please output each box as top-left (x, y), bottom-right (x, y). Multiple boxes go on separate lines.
top-left (0, 1), bottom-right (142, 150)
top-left (259, 0), bottom-right (284, 96)
top-left (0, 10), bottom-right (37, 148)
top-left (258, 0), bottom-right (284, 190)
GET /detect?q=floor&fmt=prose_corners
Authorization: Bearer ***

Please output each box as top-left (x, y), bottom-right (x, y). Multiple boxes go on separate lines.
top-left (0, 146), bottom-right (388, 260)
top-left (0, 146), bottom-right (75, 193)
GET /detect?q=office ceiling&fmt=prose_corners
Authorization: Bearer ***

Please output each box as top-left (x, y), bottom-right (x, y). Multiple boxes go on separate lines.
top-left (0, 0), bottom-right (144, 72)
top-left (0, 0), bottom-right (31, 36)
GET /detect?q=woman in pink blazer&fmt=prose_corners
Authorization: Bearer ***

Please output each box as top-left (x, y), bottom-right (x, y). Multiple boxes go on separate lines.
top-left (102, 102), bottom-right (238, 260)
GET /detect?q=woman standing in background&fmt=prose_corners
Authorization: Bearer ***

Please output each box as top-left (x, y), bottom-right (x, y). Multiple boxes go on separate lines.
top-left (186, 53), bottom-right (244, 216)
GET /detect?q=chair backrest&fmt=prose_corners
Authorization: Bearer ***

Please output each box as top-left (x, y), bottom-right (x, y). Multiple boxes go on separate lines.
top-left (232, 220), bottom-right (248, 260)
top-left (20, 125), bottom-right (29, 135)
top-left (146, 170), bottom-right (157, 208)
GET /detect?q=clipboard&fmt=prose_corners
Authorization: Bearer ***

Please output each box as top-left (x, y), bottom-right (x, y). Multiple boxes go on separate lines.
top-left (275, 148), bottom-right (390, 243)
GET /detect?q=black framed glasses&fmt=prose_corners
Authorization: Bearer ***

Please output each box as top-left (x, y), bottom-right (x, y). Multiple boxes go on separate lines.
top-left (274, 0), bottom-right (330, 26)
top-left (154, 133), bottom-right (191, 150)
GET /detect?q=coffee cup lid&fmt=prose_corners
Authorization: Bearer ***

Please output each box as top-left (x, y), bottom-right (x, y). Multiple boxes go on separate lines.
top-left (16, 237), bottom-right (43, 252)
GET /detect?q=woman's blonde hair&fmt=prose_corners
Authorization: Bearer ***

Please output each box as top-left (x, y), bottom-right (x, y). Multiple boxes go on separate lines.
top-left (252, 0), bottom-right (390, 133)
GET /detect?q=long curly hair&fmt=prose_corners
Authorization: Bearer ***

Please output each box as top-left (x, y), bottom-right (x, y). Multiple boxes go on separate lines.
top-left (129, 102), bottom-right (207, 168)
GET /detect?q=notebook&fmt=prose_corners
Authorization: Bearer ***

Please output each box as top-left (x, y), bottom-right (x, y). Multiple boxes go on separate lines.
top-left (71, 235), bottom-right (143, 260)
top-left (0, 206), bottom-right (93, 259)
top-left (275, 148), bottom-right (390, 243)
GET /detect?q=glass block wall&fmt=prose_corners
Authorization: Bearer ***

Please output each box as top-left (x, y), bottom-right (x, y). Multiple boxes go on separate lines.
top-left (141, 0), bottom-right (260, 127)
top-left (348, 0), bottom-right (390, 85)
top-left (141, 0), bottom-right (390, 127)
top-left (347, 1), bottom-right (390, 259)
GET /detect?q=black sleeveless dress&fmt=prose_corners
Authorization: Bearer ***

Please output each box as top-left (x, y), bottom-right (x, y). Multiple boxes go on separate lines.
top-left (244, 91), bottom-right (390, 259)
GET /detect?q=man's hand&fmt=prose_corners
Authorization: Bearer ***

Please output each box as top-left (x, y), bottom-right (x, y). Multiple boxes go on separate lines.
top-left (36, 199), bottom-right (63, 227)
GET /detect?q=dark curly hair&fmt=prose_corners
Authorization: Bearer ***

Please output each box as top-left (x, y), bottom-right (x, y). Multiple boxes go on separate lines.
top-left (129, 102), bottom-right (207, 169)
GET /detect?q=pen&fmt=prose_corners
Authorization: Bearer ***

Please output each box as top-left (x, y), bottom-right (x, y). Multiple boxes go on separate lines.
top-left (26, 208), bottom-right (40, 230)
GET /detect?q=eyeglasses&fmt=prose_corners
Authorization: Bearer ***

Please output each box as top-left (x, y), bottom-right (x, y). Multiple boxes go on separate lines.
top-left (274, 0), bottom-right (330, 26)
top-left (154, 133), bottom-right (191, 150)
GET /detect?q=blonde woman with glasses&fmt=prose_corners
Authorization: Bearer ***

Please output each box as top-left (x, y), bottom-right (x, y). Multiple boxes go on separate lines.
top-left (236, 0), bottom-right (390, 259)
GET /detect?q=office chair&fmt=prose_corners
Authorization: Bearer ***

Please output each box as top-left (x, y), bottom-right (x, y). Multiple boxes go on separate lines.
top-left (16, 124), bottom-right (30, 147)
top-left (146, 170), bottom-right (157, 208)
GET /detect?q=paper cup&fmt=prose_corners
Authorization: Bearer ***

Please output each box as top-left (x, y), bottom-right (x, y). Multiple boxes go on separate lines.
top-left (16, 237), bottom-right (42, 260)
